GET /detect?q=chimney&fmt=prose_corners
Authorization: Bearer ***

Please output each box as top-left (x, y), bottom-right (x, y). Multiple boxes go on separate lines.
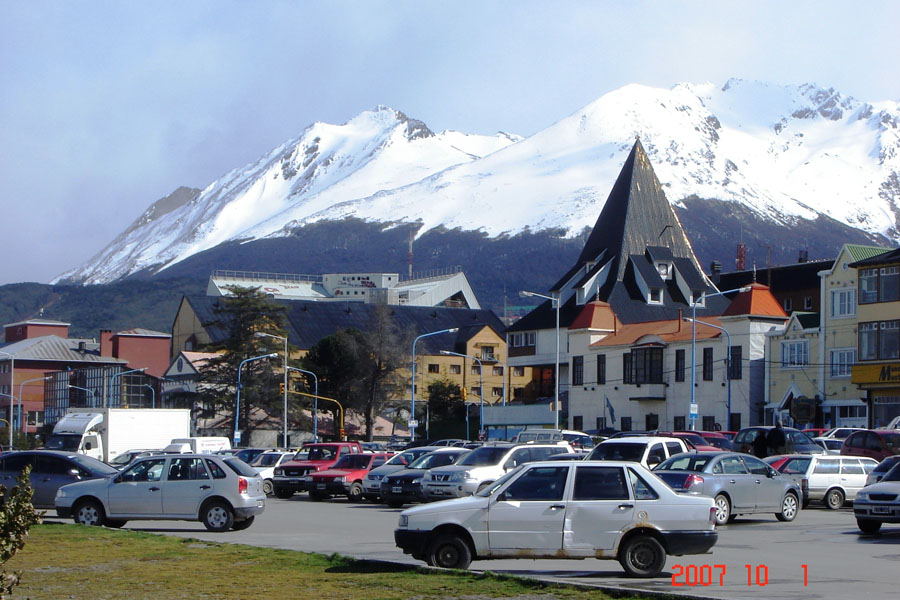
top-left (78, 341), bottom-right (86, 353)
top-left (100, 329), bottom-right (114, 357)
top-left (709, 261), bottom-right (722, 285)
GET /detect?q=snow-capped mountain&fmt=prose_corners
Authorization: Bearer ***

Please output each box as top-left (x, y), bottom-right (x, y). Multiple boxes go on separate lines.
top-left (57, 79), bottom-right (900, 284)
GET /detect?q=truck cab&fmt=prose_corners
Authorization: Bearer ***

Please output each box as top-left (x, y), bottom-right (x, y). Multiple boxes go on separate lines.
top-left (46, 413), bottom-right (105, 460)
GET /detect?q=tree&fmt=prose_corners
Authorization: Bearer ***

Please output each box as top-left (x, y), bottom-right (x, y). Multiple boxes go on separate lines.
top-left (426, 379), bottom-right (466, 440)
top-left (0, 467), bottom-right (42, 597)
top-left (198, 286), bottom-right (288, 438)
top-left (301, 331), bottom-right (361, 439)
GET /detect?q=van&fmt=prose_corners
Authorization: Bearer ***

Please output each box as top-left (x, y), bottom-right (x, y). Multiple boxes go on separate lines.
top-left (164, 437), bottom-right (231, 455)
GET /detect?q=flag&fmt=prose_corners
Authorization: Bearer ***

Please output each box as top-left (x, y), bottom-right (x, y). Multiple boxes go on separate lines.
top-left (605, 396), bottom-right (616, 424)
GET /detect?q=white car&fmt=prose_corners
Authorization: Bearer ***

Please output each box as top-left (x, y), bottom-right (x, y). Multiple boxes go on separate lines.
top-left (396, 459), bottom-right (717, 577)
top-left (250, 451), bottom-right (293, 496)
top-left (55, 453), bottom-right (265, 532)
top-left (587, 436), bottom-right (689, 469)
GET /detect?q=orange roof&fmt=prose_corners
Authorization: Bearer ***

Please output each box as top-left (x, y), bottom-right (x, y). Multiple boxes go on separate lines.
top-left (591, 317), bottom-right (723, 347)
top-left (722, 283), bottom-right (787, 318)
top-left (570, 301), bottom-right (622, 331)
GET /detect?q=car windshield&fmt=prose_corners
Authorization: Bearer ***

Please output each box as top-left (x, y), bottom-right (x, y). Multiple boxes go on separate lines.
top-left (223, 457), bottom-right (259, 477)
top-left (304, 446), bottom-right (337, 461)
top-left (457, 447), bottom-right (510, 466)
top-left (883, 463), bottom-right (900, 482)
top-left (874, 457), bottom-right (900, 473)
top-left (656, 454), bottom-right (714, 472)
top-left (883, 433), bottom-right (900, 451)
top-left (69, 454), bottom-right (119, 476)
top-left (44, 435), bottom-right (82, 452)
top-left (409, 451), bottom-right (464, 470)
top-left (251, 453), bottom-right (285, 467)
top-left (588, 443), bottom-right (645, 462)
top-left (332, 454), bottom-right (372, 470)
top-left (108, 452), bottom-right (137, 466)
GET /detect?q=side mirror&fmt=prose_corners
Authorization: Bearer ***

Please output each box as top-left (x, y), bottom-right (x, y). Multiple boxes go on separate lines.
top-left (503, 460), bottom-right (517, 471)
top-left (68, 468), bottom-right (81, 478)
top-left (767, 468), bottom-right (777, 478)
top-left (84, 442), bottom-right (93, 450)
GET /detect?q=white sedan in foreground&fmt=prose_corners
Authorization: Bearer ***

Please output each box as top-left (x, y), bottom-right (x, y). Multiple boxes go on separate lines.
top-left (395, 460), bottom-right (717, 578)
top-left (56, 453), bottom-right (265, 532)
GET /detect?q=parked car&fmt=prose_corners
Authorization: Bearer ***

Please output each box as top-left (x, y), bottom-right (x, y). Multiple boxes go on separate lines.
top-left (866, 455), bottom-right (900, 486)
top-left (699, 432), bottom-right (733, 451)
top-left (586, 436), bottom-right (689, 469)
top-left (654, 451), bottom-right (802, 525)
top-left (511, 428), bottom-right (594, 450)
top-left (395, 459), bottom-right (718, 577)
top-left (217, 448), bottom-right (267, 464)
top-left (55, 453), bottom-right (265, 531)
top-left (249, 451), bottom-right (293, 496)
top-left (813, 437), bottom-right (844, 454)
top-left (854, 462), bottom-right (900, 533)
top-left (733, 426), bottom-right (823, 458)
top-left (362, 446), bottom-right (444, 502)
top-left (820, 427), bottom-right (866, 440)
top-left (421, 442), bottom-right (573, 500)
top-left (0, 450), bottom-right (119, 509)
top-left (380, 447), bottom-right (470, 508)
top-left (841, 429), bottom-right (900, 461)
top-left (272, 441), bottom-right (363, 498)
top-left (360, 442), bottom-right (386, 452)
top-left (802, 428), bottom-right (830, 438)
top-left (657, 431), bottom-right (719, 451)
top-left (765, 453), bottom-right (877, 509)
top-left (307, 453), bottom-right (393, 501)
top-left (107, 449), bottom-right (165, 470)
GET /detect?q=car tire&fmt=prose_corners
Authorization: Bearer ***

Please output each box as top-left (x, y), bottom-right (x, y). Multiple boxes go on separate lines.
top-left (202, 500), bottom-right (235, 532)
top-left (857, 518), bottom-right (882, 534)
top-left (618, 534), bottom-right (667, 578)
top-left (105, 520), bottom-right (127, 529)
top-left (825, 488), bottom-right (845, 510)
top-left (714, 494), bottom-right (731, 526)
top-left (231, 516), bottom-right (255, 531)
top-left (776, 492), bottom-right (799, 522)
top-left (426, 534), bottom-right (472, 570)
top-left (263, 479), bottom-right (274, 496)
top-left (347, 482), bottom-right (364, 502)
top-left (274, 488), bottom-right (293, 499)
top-left (74, 499), bottom-right (106, 527)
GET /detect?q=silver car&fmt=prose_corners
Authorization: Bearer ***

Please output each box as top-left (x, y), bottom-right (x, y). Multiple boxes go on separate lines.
top-left (55, 453), bottom-right (265, 531)
top-left (654, 451), bottom-right (802, 525)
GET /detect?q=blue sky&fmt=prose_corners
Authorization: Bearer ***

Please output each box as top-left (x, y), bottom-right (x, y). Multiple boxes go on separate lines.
top-left (1, 1), bottom-right (898, 285)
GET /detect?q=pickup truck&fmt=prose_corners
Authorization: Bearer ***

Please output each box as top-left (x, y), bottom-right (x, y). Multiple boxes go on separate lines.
top-left (271, 442), bottom-right (362, 499)
top-left (395, 459), bottom-right (718, 578)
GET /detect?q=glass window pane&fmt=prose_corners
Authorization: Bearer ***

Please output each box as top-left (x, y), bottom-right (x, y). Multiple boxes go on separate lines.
top-left (573, 466), bottom-right (630, 500)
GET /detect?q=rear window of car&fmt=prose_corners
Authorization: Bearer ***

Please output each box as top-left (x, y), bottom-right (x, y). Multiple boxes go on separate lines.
top-left (882, 433), bottom-right (900, 450)
top-left (657, 454), bottom-right (712, 472)
top-left (589, 443), bottom-right (645, 462)
top-left (69, 454), bottom-right (119, 476)
top-left (222, 457), bottom-right (258, 477)
top-left (206, 459), bottom-right (227, 479)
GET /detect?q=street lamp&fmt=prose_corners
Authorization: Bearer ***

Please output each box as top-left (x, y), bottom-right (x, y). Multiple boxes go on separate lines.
top-left (520, 290), bottom-right (561, 428)
top-left (411, 328), bottom-right (459, 441)
top-left (685, 318), bottom-right (733, 431)
top-left (287, 366), bottom-right (318, 443)
top-left (69, 385), bottom-right (97, 407)
top-left (255, 332), bottom-right (289, 448)
top-left (0, 349), bottom-right (14, 450)
top-left (107, 367), bottom-right (147, 407)
top-left (689, 286), bottom-right (750, 430)
top-left (441, 351), bottom-right (484, 440)
top-left (234, 353), bottom-right (278, 447)
top-left (18, 376), bottom-right (50, 439)
top-left (142, 384), bottom-right (156, 408)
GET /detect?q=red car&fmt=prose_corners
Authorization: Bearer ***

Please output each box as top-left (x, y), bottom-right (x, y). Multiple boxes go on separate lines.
top-left (658, 431), bottom-right (720, 451)
top-left (307, 452), bottom-right (393, 502)
top-left (841, 430), bottom-right (900, 461)
top-left (699, 431), bottom-right (733, 450)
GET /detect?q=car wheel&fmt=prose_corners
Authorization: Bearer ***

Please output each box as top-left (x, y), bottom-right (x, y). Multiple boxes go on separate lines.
top-left (387, 500), bottom-right (404, 509)
top-left (825, 488), bottom-right (845, 510)
top-left (714, 494), bottom-right (731, 526)
top-left (347, 482), bottom-right (363, 502)
top-left (263, 479), bottom-right (274, 496)
top-left (231, 516), bottom-right (255, 531)
top-left (618, 535), bottom-right (667, 578)
top-left (74, 499), bottom-right (105, 527)
top-left (857, 518), bottom-right (882, 534)
top-left (426, 534), bottom-right (472, 570)
top-left (776, 492), bottom-right (799, 522)
top-left (202, 500), bottom-right (234, 532)
top-left (274, 488), bottom-right (293, 499)
top-left (105, 520), bottom-right (127, 529)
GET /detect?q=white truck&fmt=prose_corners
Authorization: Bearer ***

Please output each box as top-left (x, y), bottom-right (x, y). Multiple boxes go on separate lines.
top-left (46, 408), bottom-right (191, 463)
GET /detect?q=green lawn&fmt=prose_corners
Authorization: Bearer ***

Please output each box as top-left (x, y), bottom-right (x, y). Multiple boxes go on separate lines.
top-left (6, 524), bottom-right (647, 600)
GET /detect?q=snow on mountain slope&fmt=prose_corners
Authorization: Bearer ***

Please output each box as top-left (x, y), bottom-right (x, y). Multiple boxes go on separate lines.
top-left (56, 79), bottom-right (900, 284)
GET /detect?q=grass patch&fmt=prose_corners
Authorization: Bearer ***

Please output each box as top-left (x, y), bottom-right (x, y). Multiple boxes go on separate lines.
top-left (6, 524), bottom-right (652, 600)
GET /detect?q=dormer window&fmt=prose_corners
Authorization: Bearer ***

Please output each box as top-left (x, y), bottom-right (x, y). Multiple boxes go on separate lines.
top-left (656, 262), bottom-right (671, 279)
top-left (691, 291), bottom-right (705, 307)
top-left (649, 288), bottom-right (663, 304)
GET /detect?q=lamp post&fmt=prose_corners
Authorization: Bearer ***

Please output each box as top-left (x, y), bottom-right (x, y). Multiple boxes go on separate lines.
top-left (142, 384), bottom-right (156, 408)
top-left (0, 349), bottom-right (14, 449)
top-left (18, 376), bottom-right (50, 438)
top-left (441, 351), bottom-right (484, 440)
top-left (685, 318), bottom-right (733, 431)
top-left (255, 332), bottom-right (289, 448)
top-left (520, 290), bottom-right (561, 428)
top-left (234, 353), bottom-right (278, 447)
top-left (107, 367), bottom-right (147, 408)
top-left (287, 366), bottom-right (318, 443)
top-left (689, 287), bottom-right (750, 430)
top-left (69, 385), bottom-right (97, 407)
top-left (410, 328), bottom-right (458, 441)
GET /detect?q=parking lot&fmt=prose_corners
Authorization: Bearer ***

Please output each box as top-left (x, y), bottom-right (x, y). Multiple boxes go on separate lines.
top-left (47, 496), bottom-right (899, 600)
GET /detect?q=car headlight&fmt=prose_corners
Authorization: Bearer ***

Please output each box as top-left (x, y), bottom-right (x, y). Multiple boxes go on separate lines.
top-left (857, 492), bottom-right (869, 501)
top-left (450, 471), bottom-right (470, 482)
top-left (274, 468), bottom-right (283, 476)
top-left (422, 473), bottom-right (432, 481)
top-left (398, 514), bottom-right (408, 528)
top-left (367, 473), bottom-right (382, 481)
top-left (56, 488), bottom-right (67, 499)
top-left (303, 476), bottom-right (313, 482)
top-left (412, 478), bottom-right (421, 485)
top-left (335, 476), bottom-right (346, 483)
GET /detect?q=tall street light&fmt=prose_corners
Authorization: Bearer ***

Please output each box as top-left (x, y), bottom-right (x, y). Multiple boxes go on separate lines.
top-left (18, 375), bottom-right (50, 439)
top-left (0, 349), bottom-right (14, 450)
top-left (685, 318), bottom-right (733, 431)
top-left (411, 327), bottom-right (459, 441)
top-left (287, 366), bottom-right (318, 443)
top-left (690, 286), bottom-right (750, 430)
top-left (441, 351), bottom-right (484, 440)
top-left (255, 332), bottom-right (289, 448)
top-left (234, 353), bottom-right (278, 447)
top-left (69, 385), bottom-right (97, 407)
top-left (107, 367), bottom-right (147, 408)
top-left (142, 384), bottom-right (156, 408)
top-left (520, 290), bottom-right (561, 429)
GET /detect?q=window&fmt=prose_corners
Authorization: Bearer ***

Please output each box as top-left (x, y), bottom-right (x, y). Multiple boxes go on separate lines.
top-left (674, 415), bottom-right (686, 430)
top-left (882, 266), bottom-right (900, 301)
top-left (492, 366), bottom-right (503, 376)
top-left (450, 364), bottom-right (461, 375)
top-left (623, 353), bottom-right (632, 384)
top-left (491, 387), bottom-right (503, 397)
top-left (504, 466), bottom-right (568, 501)
top-left (573, 466), bottom-right (630, 500)
top-left (471, 365), bottom-right (481, 375)
top-left (513, 387), bottom-right (524, 398)
top-left (626, 347), bottom-right (663, 384)
top-left (481, 346), bottom-right (496, 361)
top-left (168, 458), bottom-right (210, 481)
top-left (831, 288), bottom-right (856, 318)
top-left (830, 349), bottom-right (856, 377)
top-left (649, 288), bottom-right (662, 303)
top-left (675, 349), bottom-right (685, 382)
top-left (702, 347), bottom-right (714, 380)
top-left (859, 320), bottom-right (900, 360)
top-left (628, 469), bottom-right (659, 500)
top-left (621, 417), bottom-right (632, 432)
top-left (597, 354), bottom-right (606, 384)
top-left (804, 296), bottom-right (813, 310)
top-left (781, 340), bottom-right (809, 367)
top-left (702, 416), bottom-right (716, 431)
top-left (510, 332), bottom-right (537, 347)
top-left (470, 386), bottom-right (481, 396)
top-left (645, 413), bottom-right (659, 431)
top-left (813, 460), bottom-right (840, 475)
top-left (729, 346), bottom-right (742, 380)
top-left (572, 356), bottom-right (584, 386)
top-left (839, 405), bottom-right (866, 419)
top-left (783, 297), bottom-right (793, 312)
top-left (513, 366), bottom-right (524, 377)
top-left (121, 458), bottom-right (166, 482)
top-left (573, 416), bottom-right (583, 431)
top-left (427, 363), bottom-right (439, 374)
top-left (26, 411), bottom-right (43, 427)
top-left (859, 322), bottom-right (879, 360)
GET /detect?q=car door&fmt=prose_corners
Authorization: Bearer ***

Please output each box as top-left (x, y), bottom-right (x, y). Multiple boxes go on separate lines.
top-left (32, 455), bottom-right (84, 508)
top-left (487, 465), bottom-right (569, 554)
top-left (0, 453), bottom-right (36, 502)
top-left (163, 457), bottom-right (213, 517)
top-left (107, 457), bottom-right (167, 515)
top-left (839, 458), bottom-right (868, 498)
top-left (562, 465), bottom-right (637, 556)
top-left (743, 455), bottom-right (781, 510)
top-left (718, 455), bottom-right (756, 510)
